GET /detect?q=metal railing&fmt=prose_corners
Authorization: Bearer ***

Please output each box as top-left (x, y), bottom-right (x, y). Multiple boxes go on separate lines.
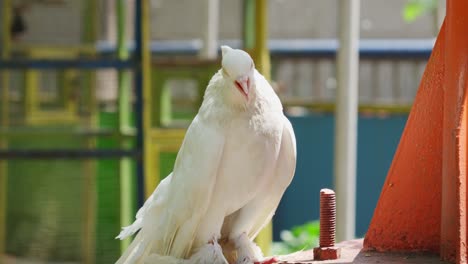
top-left (93, 38), bottom-right (432, 115)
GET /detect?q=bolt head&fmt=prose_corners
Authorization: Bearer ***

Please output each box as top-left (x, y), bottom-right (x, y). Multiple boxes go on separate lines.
top-left (313, 246), bottom-right (341, 260)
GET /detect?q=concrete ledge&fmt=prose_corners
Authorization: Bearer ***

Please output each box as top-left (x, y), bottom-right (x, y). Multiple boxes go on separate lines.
top-left (274, 239), bottom-right (450, 264)
top-left (2, 239), bottom-right (450, 263)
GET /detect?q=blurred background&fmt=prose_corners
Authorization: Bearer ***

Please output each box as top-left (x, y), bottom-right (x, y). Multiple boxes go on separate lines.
top-left (0, 0), bottom-right (443, 263)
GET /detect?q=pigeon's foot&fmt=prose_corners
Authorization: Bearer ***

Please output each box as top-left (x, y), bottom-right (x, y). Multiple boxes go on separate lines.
top-left (189, 238), bottom-right (228, 264)
top-left (233, 233), bottom-right (263, 264)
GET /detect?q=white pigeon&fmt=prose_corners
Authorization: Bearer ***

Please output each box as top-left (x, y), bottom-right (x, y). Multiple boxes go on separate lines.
top-left (115, 45), bottom-right (297, 264)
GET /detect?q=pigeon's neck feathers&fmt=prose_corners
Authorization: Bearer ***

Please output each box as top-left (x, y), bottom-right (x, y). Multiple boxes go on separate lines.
top-left (198, 70), bottom-right (240, 120)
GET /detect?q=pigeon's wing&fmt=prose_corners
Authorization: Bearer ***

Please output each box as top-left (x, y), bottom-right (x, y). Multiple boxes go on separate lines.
top-left (116, 114), bottom-right (225, 263)
top-left (154, 114), bottom-right (226, 258)
top-left (247, 116), bottom-right (296, 239)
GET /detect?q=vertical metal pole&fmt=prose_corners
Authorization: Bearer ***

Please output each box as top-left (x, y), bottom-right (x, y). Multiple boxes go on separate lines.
top-left (134, 0), bottom-right (151, 206)
top-left (116, 0), bottom-right (134, 252)
top-left (199, 0), bottom-right (219, 59)
top-left (135, 0), bottom-right (144, 207)
top-left (251, 0), bottom-right (272, 254)
top-left (253, 0), bottom-right (270, 80)
top-left (334, 0), bottom-right (360, 242)
top-left (81, 0), bottom-right (97, 263)
top-left (0, 0), bottom-right (10, 126)
top-left (242, 0), bottom-right (256, 51)
top-left (0, 0), bottom-right (12, 259)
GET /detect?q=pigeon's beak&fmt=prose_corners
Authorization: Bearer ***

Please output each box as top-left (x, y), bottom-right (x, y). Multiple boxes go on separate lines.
top-left (234, 76), bottom-right (250, 100)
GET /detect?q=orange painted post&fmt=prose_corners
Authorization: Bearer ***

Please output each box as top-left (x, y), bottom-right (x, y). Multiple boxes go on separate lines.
top-left (365, 0), bottom-right (468, 262)
top-left (363, 22), bottom-right (445, 253)
top-left (441, 0), bottom-right (468, 262)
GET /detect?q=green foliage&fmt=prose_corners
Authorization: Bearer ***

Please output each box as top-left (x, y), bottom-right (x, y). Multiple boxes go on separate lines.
top-left (403, 0), bottom-right (437, 22)
top-left (271, 221), bottom-right (320, 255)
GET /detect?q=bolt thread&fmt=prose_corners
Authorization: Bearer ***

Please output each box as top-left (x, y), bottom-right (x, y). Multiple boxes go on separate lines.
top-left (319, 189), bottom-right (336, 248)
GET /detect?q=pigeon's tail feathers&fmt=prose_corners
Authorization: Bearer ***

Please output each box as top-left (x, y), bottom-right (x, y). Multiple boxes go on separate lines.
top-left (116, 174), bottom-right (172, 239)
top-left (115, 204), bottom-right (167, 263)
top-left (115, 232), bottom-right (151, 264)
top-left (116, 218), bottom-right (143, 240)
top-left (115, 183), bottom-right (170, 263)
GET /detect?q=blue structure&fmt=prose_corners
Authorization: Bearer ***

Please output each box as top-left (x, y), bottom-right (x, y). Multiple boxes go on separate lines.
top-left (274, 113), bottom-right (408, 239)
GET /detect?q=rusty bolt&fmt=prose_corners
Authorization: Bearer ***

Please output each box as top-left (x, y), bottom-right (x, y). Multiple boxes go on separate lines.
top-left (313, 188), bottom-right (341, 261)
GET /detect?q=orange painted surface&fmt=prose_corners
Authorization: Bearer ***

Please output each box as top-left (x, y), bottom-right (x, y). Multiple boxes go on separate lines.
top-left (363, 23), bottom-right (446, 252)
top-left (441, 0), bottom-right (468, 262)
top-left (365, 1), bottom-right (468, 261)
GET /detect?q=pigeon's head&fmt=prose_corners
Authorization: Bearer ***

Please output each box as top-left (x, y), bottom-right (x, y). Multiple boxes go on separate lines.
top-left (221, 45), bottom-right (255, 102)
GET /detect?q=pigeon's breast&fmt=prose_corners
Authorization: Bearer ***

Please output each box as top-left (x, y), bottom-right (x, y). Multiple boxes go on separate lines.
top-left (212, 113), bottom-right (283, 215)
